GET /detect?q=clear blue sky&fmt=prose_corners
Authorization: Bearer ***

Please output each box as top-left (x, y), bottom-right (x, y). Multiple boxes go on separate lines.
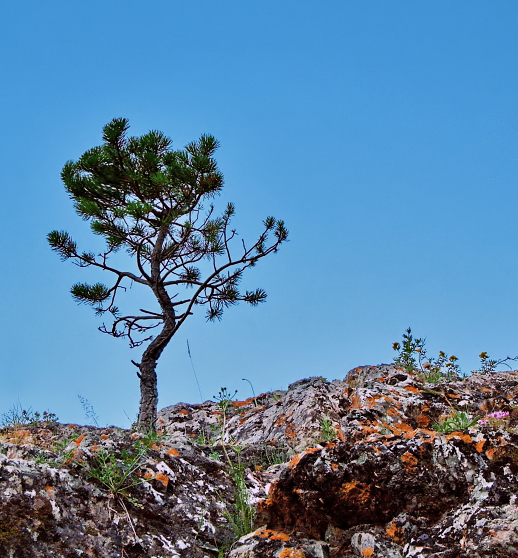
top-left (2, 1), bottom-right (518, 427)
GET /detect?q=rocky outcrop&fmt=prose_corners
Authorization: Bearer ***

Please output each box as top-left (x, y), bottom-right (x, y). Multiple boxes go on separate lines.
top-left (2, 365), bottom-right (518, 556)
top-left (0, 424), bottom-right (236, 556)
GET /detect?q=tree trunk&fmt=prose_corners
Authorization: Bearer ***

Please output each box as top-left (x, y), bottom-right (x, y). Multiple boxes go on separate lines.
top-left (137, 319), bottom-right (175, 431)
top-left (137, 227), bottom-right (177, 431)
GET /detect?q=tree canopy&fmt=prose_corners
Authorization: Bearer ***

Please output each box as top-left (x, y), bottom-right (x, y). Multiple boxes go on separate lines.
top-left (48, 118), bottom-right (288, 430)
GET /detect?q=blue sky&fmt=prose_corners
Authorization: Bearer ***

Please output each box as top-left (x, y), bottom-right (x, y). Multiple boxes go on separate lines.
top-left (2, 1), bottom-right (518, 427)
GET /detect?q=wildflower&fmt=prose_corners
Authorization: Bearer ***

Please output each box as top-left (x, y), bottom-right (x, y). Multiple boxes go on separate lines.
top-left (478, 410), bottom-right (510, 428)
top-left (479, 352), bottom-right (488, 359)
top-left (416, 348), bottom-right (422, 353)
top-left (422, 362), bottom-right (431, 369)
top-left (449, 356), bottom-right (458, 362)
top-left (487, 411), bottom-right (509, 419)
top-left (439, 351), bottom-right (445, 358)
top-left (393, 342), bottom-right (400, 351)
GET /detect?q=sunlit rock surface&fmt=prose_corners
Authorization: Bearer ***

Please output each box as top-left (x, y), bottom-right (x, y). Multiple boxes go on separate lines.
top-left (2, 365), bottom-right (518, 556)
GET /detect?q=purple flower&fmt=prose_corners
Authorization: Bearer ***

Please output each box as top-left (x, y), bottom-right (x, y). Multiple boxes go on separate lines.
top-left (486, 411), bottom-right (509, 419)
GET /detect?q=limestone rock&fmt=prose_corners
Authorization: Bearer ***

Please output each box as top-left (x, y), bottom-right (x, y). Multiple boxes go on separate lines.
top-left (2, 364), bottom-right (518, 556)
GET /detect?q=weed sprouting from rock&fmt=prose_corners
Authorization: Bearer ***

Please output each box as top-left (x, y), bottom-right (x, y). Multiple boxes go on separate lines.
top-left (0, 404), bottom-right (58, 430)
top-left (392, 328), bottom-right (462, 383)
top-left (320, 417), bottom-right (335, 442)
top-left (476, 352), bottom-right (518, 375)
top-left (212, 387), bottom-right (255, 541)
top-left (432, 411), bottom-right (479, 434)
top-left (78, 395), bottom-right (100, 427)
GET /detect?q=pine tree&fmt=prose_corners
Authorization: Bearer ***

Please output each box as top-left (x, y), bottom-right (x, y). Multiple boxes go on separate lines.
top-left (48, 118), bottom-right (288, 431)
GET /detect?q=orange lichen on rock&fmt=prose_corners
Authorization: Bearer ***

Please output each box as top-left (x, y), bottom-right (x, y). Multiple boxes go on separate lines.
top-left (361, 424), bottom-right (379, 436)
top-left (391, 422), bottom-right (415, 439)
top-left (285, 422), bottom-right (296, 440)
top-left (366, 395), bottom-right (383, 408)
top-left (386, 521), bottom-right (404, 543)
top-left (178, 409), bottom-right (189, 416)
top-left (350, 394), bottom-right (362, 410)
top-left (486, 448), bottom-right (495, 459)
top-left (336, 426), bottom-right (346, 441)
top-left (45, 485), bottom-right (55, 498)
top-left (401, 451), bottom-right (419, 472)
top-left (404, 385), bottom-right (420, 394)
top-left (167, 448), bottom-right (179, 457)
top-left (74, 434), bottom-right (86, 446)
top-left (155, 473), bottom-right (169, 487)
top-left (289, 447), bottom-right (321, 469)
top-left (339, 480), bottom-right (371, 506)
top-left (419, 428), bottom-right (438, 439)
top-left (232, 397), bottom-right (255, 408)
top-left (475, 439), bottom-right (486, 452)
top-left (72, 448), bottom-right (83, 462)
top-left (279, 548), bottom-right (305, 558)
top-left (445, 432), bottom-right (473, 444)
top-left (100, 435), bottom-right (109, 440)
top-left (362, 548), bottom-right (374, 557)
top-left (258, 529), bottom-right (291, 541)
top-left (416, 414), bottom-right (431, 428)
top-left (144, 472), bottom-right (154, 479)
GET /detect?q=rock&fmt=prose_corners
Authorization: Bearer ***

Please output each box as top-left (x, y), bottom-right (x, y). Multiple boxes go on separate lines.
top-left (0, 424), bottom-right (236, 556)
top-left (2, 364), bottom-right (518, 556)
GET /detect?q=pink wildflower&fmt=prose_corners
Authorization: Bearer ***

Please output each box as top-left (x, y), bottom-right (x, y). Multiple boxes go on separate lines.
top-left (486, 411), bottom-right (509, 419)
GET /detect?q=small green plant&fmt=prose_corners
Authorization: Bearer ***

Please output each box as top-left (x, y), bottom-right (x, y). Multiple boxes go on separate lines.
top-left (137, 427), bottom-right (164, 451)
top-left (223, 445), bottom-right (254, 538)
top-left (255, 443), bottom-right (290, 468)
top-left (477, 353), bottom-right (518, 375)
top-left (320, 417), bottom-right (335, 442)
top-left (78, 395), bottom-right (100, 427)
top-left (214, 387), bottom-right (238, 416)
top-left (82, 445), bottom-right (147, 499)
top-left (196, 429), bottom-right (209, 446)
top-left (35, 434), bottom-right (79, 467)
top-left (213, 387), bottom-right (255, 540)
top-left (392, 328), bottom-right (462, 383)
top-left (432, 411), bottom-right (479, 434)
top-left (393, 328), bottom-right (424, 374)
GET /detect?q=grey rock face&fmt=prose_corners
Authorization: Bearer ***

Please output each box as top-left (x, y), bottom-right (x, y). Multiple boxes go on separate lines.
top-left (2, 365), bottom-right (518, 556)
